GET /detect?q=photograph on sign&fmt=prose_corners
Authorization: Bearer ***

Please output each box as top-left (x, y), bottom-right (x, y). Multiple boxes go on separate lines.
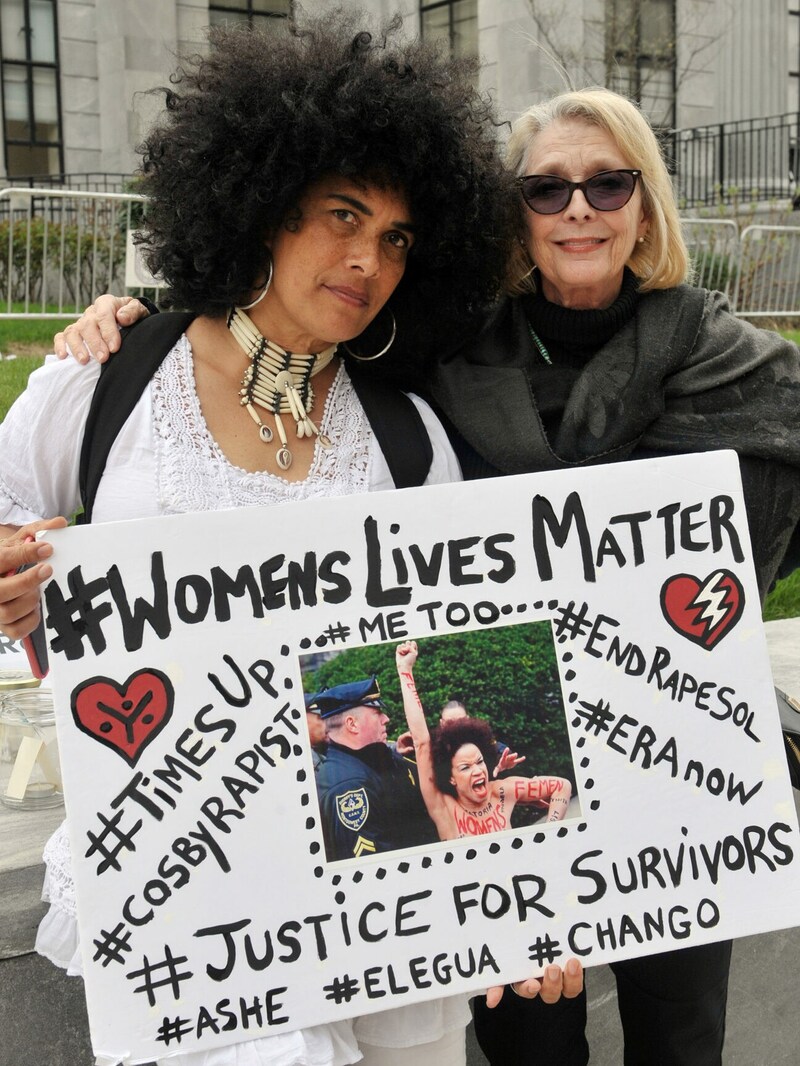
top-left (300, 623), bottom-right (579, 864)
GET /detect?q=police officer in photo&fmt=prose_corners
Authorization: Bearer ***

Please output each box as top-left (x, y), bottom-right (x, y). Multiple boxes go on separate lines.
top-left (304, 692), bottom-right (328, 770)
top-left (314, 676), bottom-right (437, 861)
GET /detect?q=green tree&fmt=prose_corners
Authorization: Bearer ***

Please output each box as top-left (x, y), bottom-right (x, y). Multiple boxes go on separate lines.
top-left (306, 622), bottom-right (574, 790)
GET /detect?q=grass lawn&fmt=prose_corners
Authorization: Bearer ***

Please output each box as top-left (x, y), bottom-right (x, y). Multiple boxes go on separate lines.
top-left (0, 313), bottom-right (76, 358)
top-left (763, 567), bottom-right (800, 621)
top-left (0, 312), bottom-right (73, 427)
top-left (0, 325), bottom-right (798, 620)
top-left (0, 353), bottom-right (44, 421)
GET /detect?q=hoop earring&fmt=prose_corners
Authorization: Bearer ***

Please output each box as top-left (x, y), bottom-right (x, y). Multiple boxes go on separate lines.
top-left (341, 309), bottom-right (396, 361)
top-left (239, 257), bottom-right (273, 310)
top-left (514, 238), bottom-right (538, 292)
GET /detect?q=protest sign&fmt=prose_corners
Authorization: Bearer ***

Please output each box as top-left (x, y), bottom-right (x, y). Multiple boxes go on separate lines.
top-left (41, 450), bottom-right (800, 1062)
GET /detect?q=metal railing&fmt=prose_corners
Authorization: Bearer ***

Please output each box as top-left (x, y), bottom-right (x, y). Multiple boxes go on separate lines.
top-left (672, 112), bottom-right (800, 209)
top-left (681, 218), bottom-right (739, 299)
top-left (0, 173), bottom-right (133, 194)
top-left (681, 217), bottom-right (800, 317)
top-left (2, 187), bottom-right (799, 320)
top-left (734, 225), bottom-right (800, 317)
top-left (0, 188), bottom-right (156, 318)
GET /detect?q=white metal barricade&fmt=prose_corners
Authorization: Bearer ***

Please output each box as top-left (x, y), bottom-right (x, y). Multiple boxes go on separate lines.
top-left (2, 188), bottom-right (799, 320)
top-left (680, 218), bottom-right (740, 301)
top-left (733, 224), bottom-right (800, 317)
top-left (0, 187), bottom-right (155, 319)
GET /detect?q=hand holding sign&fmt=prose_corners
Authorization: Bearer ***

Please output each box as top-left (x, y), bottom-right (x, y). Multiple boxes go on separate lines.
top-left (486, 957), bottom-right (584, 1008)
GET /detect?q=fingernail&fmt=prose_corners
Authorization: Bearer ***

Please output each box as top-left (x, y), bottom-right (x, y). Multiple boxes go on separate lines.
top-left (547, 965), bottom-right (560, 981)
top-left (567, 959), bottom-right (580, 975)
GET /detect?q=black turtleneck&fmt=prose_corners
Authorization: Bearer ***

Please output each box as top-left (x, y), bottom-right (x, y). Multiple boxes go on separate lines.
top-left (522, 268), bottom-right (641, 438)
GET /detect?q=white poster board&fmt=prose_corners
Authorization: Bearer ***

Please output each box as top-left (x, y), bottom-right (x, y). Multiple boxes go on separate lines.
top-left (42, 451), bottom-right (800, 1063)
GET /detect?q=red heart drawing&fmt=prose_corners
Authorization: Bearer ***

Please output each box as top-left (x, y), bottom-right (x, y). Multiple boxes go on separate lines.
top-left (70, 669), bottom-right (174, 766)
top-left (660, 570), bottom-right (745, 650)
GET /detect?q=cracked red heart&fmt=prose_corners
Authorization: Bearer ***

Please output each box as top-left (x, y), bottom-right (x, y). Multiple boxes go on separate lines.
top-left (70, 669), bottom-right (174, 766)
top-left (660, 570), bottom-right (745, 650)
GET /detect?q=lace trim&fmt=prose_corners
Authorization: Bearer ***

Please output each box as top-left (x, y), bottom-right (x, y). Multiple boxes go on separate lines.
top-left (150, 338), bottom-right (372, 513)
top-left (41, 821), bottom-right (77, 917)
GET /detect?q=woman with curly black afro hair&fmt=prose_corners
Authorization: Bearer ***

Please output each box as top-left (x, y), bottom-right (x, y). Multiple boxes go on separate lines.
top-left (54, 12), bottom-right (514, 366)
top-left (395, 642), bottom-right (572, 843)
top-left (136, 16), bottom-right (512, 322)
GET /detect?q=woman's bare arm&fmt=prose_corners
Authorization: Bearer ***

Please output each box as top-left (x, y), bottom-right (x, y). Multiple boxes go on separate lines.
top-left (506, 774), bottom-right (572, 821)
top-left (395, 640), bottom-right (452, 835)
top-left (395, 641), bottom-right (429, 741)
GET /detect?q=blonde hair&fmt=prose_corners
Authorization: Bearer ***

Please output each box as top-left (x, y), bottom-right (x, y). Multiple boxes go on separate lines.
top-left (506, 88), bottom-right (690, 295)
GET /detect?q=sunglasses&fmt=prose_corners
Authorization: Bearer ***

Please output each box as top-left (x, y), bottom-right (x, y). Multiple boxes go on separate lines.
top-left (517, 169), bottom-right (641, 214)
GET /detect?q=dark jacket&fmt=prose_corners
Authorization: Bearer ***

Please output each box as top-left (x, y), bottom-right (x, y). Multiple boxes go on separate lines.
top-left (430, 285), bottom-right (800, 597)
top-left (316, 740), bottom-right (437, 861)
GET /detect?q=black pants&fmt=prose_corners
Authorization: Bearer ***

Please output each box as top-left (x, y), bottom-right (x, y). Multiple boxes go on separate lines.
top-left (473, 941), bottom-right (732, 1066)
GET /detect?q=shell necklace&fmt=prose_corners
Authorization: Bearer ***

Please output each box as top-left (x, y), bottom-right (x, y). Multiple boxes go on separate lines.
top-left (228, 306), bottom-right (337, 471)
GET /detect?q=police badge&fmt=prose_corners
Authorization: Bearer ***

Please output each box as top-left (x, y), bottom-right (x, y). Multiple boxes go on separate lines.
top-left (336, 788), bottom-right (369, 831)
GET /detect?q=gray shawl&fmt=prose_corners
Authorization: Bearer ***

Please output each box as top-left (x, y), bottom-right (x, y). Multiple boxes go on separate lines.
top-left (431, 285), bottom-right (800, 596)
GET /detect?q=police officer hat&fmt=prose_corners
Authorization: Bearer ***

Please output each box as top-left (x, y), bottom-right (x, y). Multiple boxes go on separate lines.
top-left (312, 677), bottom-right (383, 719)
top-left (304, 692), bottom-right (321, 715)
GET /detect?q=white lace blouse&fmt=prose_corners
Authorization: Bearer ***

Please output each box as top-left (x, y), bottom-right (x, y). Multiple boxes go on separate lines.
top-left (0, 339), bottom-right (470, 1066)
top-left (0, 338), bottom-right (461, 525)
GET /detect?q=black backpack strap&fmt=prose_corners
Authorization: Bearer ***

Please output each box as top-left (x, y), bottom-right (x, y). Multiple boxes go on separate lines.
top-left (78, 311), bottom-right (196, 523)
top-left (344, 360), bottom-right (433, 488)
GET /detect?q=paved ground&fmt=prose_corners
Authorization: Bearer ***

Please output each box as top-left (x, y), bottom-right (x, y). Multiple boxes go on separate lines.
top-left (1, 619), bottom-right (798, 1065)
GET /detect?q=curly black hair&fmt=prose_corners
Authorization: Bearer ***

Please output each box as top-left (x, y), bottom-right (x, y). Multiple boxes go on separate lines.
top-left (431, 716), bottom-right (497, 797)
top-left (136, 12), bottom-right (515, 342)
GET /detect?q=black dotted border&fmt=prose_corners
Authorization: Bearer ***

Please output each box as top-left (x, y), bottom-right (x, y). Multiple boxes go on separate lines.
top-left (299, 599), bottom-right (596, 882)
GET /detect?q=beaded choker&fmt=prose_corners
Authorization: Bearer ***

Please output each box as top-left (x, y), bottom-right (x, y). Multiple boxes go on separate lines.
top-left (228, 307), bottom-right (337, 471)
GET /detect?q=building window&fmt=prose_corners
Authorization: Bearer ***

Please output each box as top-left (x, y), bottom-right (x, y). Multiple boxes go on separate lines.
top-left (209, 0), bottom-right (292, 32)
top-left (0, 0), bottom-right (63, 177)
top-left (606, 0), bottom-right (676, 128)
top-left (420, 0), bottom-right (478, 61)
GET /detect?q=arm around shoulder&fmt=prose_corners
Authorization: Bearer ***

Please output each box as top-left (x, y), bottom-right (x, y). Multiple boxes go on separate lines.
top-left (53, 295), bottom-right (153, 363)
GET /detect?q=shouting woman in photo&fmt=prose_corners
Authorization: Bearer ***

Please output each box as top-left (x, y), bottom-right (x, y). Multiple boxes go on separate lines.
top-left (395, 640), bottom-right (572, 840)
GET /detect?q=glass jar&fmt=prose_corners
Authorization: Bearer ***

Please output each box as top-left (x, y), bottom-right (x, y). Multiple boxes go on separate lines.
top-left (0, 671), bottom-right (41, 691)
top-left (0, 687), bottom-right (63, 810)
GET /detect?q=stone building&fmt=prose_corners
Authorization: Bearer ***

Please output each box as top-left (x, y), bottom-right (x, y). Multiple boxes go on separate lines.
top-left (0, 1), bottom-right (796, 188)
